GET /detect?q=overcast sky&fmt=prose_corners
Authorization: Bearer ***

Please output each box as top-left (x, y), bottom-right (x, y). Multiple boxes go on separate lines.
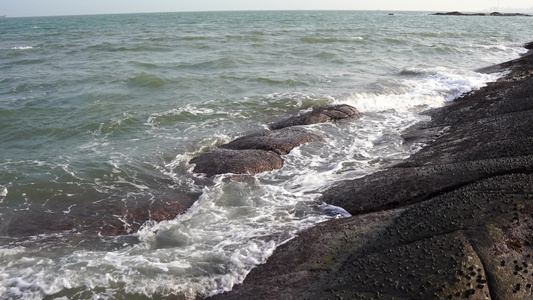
top-left (2, 0), bottom-right (533, 18)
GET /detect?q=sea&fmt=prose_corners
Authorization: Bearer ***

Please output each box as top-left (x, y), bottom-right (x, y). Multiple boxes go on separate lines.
top-left (1, 10), bottom-right (532, 299)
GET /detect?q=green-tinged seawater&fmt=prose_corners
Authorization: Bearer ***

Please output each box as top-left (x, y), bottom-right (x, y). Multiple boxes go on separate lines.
top-left (0, 10), bottom-right (532, 299)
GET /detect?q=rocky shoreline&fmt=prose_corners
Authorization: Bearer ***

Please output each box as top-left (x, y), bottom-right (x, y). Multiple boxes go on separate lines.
top-left (209, 42), bottom-right (533, 299)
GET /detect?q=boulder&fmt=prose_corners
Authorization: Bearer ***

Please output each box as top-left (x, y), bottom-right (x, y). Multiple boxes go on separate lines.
top-left (190, 148), bottom-right (283, 177)
top-left (268, 104), bottom-right (361, 130)
top-left (221, 127), bottom-right (322, 155)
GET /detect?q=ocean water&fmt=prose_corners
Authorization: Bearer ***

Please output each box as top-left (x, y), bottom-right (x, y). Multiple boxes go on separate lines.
top-left (0, 10), bottom-right (532, 299)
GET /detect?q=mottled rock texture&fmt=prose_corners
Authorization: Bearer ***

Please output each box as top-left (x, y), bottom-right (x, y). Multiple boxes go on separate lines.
top-left (190, 148), bottom-right (284, 177)
top-left (210, 43), bottom-right (533, 300)
top-left (220, 127), bottom-right (322, 155)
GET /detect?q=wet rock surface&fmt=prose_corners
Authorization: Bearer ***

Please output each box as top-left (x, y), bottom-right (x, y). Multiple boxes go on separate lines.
top-left (190, 149), bottom-right (284, 177)
top-left (190, 104), bottom-right (360, 177)
top-left (220, 127), bottom-right (322, 155)
top-left (6, 190), bottom-right (200, 237)
top-left (268, 104), bottom-right (361, 130)
top-left (210, 44), bottom-right (533, 299)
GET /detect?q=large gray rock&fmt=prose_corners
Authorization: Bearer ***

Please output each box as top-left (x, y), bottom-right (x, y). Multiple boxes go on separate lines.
top-left (190, 148), bottom-right (284, 177)
top-left (220, 127), bottom-right (322, 155)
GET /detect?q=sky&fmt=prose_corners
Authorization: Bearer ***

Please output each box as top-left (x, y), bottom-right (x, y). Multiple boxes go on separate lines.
top-left (2, 0), bottom-right (533, 18)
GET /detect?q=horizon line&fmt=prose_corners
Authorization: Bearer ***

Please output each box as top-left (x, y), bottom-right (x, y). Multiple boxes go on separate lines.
top-left (4, 8), bottom-right (533, 19)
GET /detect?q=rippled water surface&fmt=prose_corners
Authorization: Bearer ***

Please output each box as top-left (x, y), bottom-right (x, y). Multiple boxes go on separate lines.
top-left (1, 10), bottom-right (532, 299)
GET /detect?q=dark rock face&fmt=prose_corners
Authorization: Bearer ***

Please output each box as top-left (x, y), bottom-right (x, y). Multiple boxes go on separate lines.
top-left (221, 127), bottom-right (322, 155)
top-left (268, 104), bottom-right (361, 130)
top-left (210, 43), bottom-right (533, 300)
top-left (190, 149), bottom-right (284, 177)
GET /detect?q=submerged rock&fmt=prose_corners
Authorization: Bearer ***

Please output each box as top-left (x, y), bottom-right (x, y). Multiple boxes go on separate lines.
top-left (6, 191), bottom-right (200, 237)
top-left (190, 148), bottom-right (283, 177)
top-left (268, 104), bottom-right (361, 130)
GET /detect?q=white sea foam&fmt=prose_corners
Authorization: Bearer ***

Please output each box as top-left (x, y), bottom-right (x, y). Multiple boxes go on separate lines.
top-left (0, 247), bottom-right (26, 258)
top-left (0, 186), bottom-right (7, 200)
top-left (131, 180), bottom-right (326, 297)
top-left (261, 67), bottom-right (504, 198)
top-left (144, 105), bottom-right (227, 128)
top-left (11, 46), bottom-right (35, 50)
top-left (0, 178), bottom-right (327, 299)
top-left (346, 67), bottom-right (501, 113)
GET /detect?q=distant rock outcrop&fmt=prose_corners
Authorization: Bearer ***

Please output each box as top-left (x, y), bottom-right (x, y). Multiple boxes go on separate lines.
top-left (433, 11), bottom-right (532, 17)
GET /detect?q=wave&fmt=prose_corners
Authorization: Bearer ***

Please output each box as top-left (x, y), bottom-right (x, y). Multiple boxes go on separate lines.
top-left (144, 105), bottom-right (226, 128)
top-left (127, 72), bottom-right (166, 88)
top-left (300, 36), bottom-right (363, 43)
top-left (347, 67), bottom-right (501, 113)
top-left (182, 36), bottom-right (208, 41)
top-left (5, 57), bottom-right (46, 66)
top-left (87, 42), bottom-right (170, 52)
top-left (128, 61), bottom-right (160, 69)
top-left (384, 37), bottom-right (406, 45)
top-left (176, 57), bottom-right (239, 70)
top-left (255, 77), bottom-right (307, 86)
top-left (248, 30), bottom-right (264, 35)
top-left (313, 51), bottom-right (346, 63)
top-left (0, 186), bottom-right (7, 201)
top-left (10, 46), bottom-right (37, 50)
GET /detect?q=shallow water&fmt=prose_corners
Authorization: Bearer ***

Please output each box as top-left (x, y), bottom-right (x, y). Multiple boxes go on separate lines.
top-left (0, 10), bottom-right (532, 299)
